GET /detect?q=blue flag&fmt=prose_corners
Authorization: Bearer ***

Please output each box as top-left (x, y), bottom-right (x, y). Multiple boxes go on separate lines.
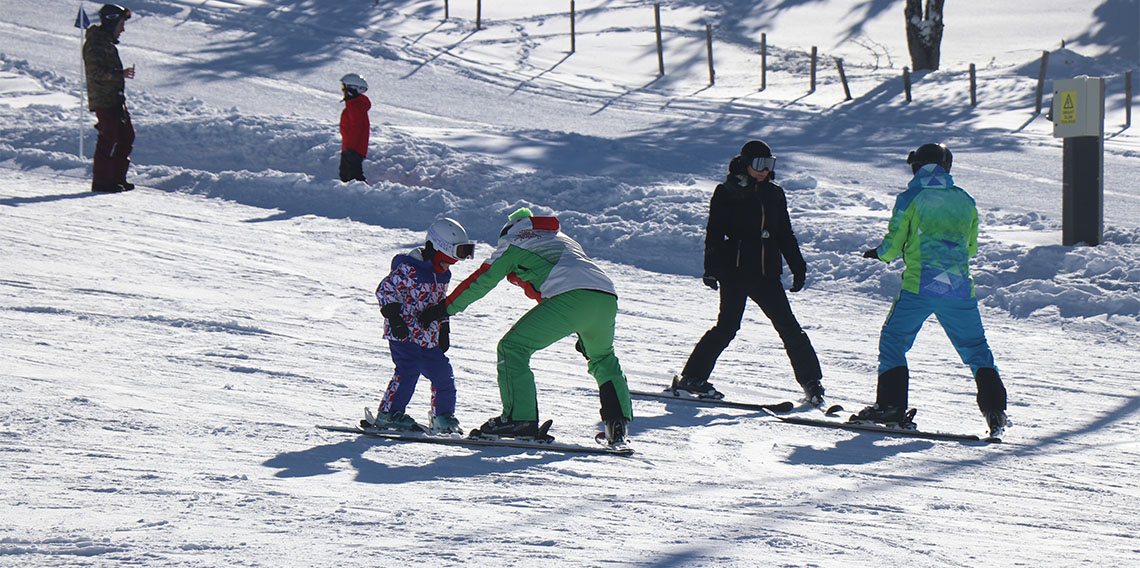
top-left (74, 7), bottom-right (90, 29)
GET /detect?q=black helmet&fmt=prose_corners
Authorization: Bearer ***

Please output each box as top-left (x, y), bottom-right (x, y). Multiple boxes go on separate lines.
top-left (907, 143), bottom-right (952, 174)
top-left (99, 4), bottom-right (131, 27)
top-left (739, 139), bottom-right (776, 180)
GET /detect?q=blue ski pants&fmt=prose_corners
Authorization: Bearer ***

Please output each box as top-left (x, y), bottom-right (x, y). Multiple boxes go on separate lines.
top-left (878, 291), bottom-right (996, 375)
top-left (381, 340), bottom-right (457, 417)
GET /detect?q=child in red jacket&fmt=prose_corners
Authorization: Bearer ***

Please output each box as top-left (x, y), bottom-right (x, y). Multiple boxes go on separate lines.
top-left (338, 73), bottom-right (371, 182)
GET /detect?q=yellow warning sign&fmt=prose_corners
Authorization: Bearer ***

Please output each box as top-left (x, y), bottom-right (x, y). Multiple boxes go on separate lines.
top-left (1059, 91), bottom-right (1077, 124)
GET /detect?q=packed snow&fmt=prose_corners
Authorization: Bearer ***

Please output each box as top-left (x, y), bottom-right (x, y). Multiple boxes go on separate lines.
top-left (2, 0), bottom-right (1138, 566)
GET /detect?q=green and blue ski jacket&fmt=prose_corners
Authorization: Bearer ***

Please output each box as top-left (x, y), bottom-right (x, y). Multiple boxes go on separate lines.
top-left (873, 164), bottom-right (978, 299)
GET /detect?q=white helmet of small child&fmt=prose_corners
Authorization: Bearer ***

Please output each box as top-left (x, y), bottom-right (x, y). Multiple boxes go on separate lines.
top-left (427, 218), bottom-right (475, 261)
top-left (340, 73), bottom-right (368, 93)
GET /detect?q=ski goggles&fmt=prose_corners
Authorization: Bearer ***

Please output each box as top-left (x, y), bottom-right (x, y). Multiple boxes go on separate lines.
top-left (749, 156), bottom-right (776, 172)
top-left (454, 242), bottom-right (475, 260)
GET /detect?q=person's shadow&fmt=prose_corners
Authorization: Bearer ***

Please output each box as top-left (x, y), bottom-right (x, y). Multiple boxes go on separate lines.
top-left (263, 435), bottom-right (577, 484)
top-left (0, 191), bottom-right (102, 207)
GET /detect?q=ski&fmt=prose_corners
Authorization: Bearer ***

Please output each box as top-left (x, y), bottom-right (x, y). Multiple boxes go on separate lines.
top-left (630, 388), bottom-right (838, 414)
top-left (761, 408), bottom-right (994, 443)
top-left (316, 424), bottom-right (635, 456)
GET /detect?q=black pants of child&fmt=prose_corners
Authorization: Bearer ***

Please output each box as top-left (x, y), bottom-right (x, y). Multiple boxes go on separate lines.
top-left (682, 274), bottom-right (821, 388)
top-left (339, 149), bottom-right (366, 182)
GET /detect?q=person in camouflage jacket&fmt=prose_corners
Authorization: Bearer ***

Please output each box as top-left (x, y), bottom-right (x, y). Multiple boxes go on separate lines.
top-left (83, 5), bottom-right (135, 192)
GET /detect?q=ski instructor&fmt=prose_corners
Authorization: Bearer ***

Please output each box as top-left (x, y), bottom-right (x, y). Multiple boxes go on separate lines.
top-left (670, 140), bottom-right (826, 406)
top-left (83, 4), bottom-right (136, 193)
top-left (417, 207), bottom-right (634, 446)
top-left (850, 143), bottom-right (1008, 438)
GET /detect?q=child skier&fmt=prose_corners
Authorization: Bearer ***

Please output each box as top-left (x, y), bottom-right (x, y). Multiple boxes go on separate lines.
top-left (417, 207), bottom-right (634, 447)
top-left (366, 218), bottom-right (475, 433)
top-left (338, 73), bottom-right (370, 182)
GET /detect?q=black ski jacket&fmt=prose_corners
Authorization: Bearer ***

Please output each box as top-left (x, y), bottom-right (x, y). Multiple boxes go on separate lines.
top-left (703, 162), bottom-right (807, 282)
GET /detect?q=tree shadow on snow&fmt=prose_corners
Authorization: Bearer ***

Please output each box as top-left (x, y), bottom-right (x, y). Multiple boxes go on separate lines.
top-left (262, 435), bottom-right (578, 483)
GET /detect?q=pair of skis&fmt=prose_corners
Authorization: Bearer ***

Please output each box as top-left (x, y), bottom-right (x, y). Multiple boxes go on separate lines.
top-left (631, 386), bottom-right (998, 443)
top-left (317, 418), bottom-right (635, 456)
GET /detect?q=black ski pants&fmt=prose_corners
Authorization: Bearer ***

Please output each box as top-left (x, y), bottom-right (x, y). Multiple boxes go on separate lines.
top-left (339, 149), bottom-right (366, 182)
top-left (682, 275), bottom-right (822, 388)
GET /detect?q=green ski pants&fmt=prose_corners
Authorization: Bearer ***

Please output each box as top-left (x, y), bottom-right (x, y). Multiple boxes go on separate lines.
top-left (495, 289), bottom-right (632, 422)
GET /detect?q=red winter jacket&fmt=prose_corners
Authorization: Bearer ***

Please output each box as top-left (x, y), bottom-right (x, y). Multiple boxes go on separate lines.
top-left (340, 94), bottom-right (371, 156)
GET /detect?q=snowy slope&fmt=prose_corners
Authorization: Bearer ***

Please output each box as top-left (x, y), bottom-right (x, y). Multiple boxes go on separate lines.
top-left (2, 0), bottom-right (1139, 566)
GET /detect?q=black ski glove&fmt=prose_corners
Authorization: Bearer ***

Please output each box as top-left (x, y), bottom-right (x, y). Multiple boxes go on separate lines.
top-left (863, 248), bottom-right (879, 259)
top-left (702, 274), bottom-right (718, 291)
top-left (789, 272), bottom-right (806, 293)
top-left (380, 302), bottom-right (410, 339)
top-left (574, 335), bottom-right (590, 361)
top-left (438, 321), bottom-right (450, 353)
top-left (418, 300), bottom-right (449, 326)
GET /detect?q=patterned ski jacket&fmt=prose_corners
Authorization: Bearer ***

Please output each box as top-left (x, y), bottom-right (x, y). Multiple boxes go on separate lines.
top-left (445, 215), bottom-right (615, 315)
top-left (340, 94), bottom-right (371, 157)
top-left (83, 26), bottom-right (125, 112)
top-left (872, 164), bottom-right (978, 299)
top-left (375, 248), bottom-right (451, 347)
top-left (704, 166), bottom-right (807, 281)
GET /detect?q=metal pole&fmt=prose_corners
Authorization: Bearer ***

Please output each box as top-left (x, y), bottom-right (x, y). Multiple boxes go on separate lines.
top-left (79, 0), bottom-right (86, 159)
top-left (476, 0), bottom-right (481, 30)
top-left (836, 58), bottom-right (851, 101)
top-left (809, 46), bottom-right (817, 92)
top-left (1126, 70), bottom-right (1133, 128)
top-left (1035, 51), bottom-right (1049, 114)
top-left (444, 0), bottom-right (448, 20)
top-left (760, 33), bottom-right (766, 91)
top-left (969, 63), bottom-right (977, 106)
top-left (570, 1), bottom-right (575, 53)
top-left (706, 24), bottom-right (714, 85)
top-left (654, 4), bottom-right (664, 75)
top-left (903, 67), bottom-right (912, 103)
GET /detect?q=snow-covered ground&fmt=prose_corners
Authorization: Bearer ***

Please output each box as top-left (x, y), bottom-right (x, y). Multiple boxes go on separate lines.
top-left (2, 0), bottom-right (1138, 565)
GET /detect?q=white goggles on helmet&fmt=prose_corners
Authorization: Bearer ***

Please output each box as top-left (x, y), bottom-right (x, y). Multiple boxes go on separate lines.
top-left (749, 156), bottom-right (776, 172)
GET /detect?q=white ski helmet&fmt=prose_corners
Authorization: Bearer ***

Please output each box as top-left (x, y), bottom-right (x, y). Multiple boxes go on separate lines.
top-left (426, 218), bottom-right (475, 261)
top-left (340, 73), bottom-right (368, 94)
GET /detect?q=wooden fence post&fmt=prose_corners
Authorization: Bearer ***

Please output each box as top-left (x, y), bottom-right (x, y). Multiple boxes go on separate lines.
top-left (706, 24), bottom-right (715, 85)
top-left (760, 33), bottom-right (767, 91)
top-left (570, 1), bottom-right (576, 53)
top-left (654, 4), bottom-right (664, 75)
top-left (1035, 50), bottom-right (1049, 114)
top-left (809, 46), bottom-right (817, 92)
top-left (903, 67), bottom-right (912, 103)
top-left (969, 63), bottom-right (977, 106)
top-left (1127, 70), bottom-right (1134, 128)
top-left (476, 0), bottom-right (481, 30)
top-left (836, 58), bottom-right (851, 100)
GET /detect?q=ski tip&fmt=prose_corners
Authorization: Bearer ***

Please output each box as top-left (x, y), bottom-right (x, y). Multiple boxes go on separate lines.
top-left (823, 404), bottom-right (844, 416)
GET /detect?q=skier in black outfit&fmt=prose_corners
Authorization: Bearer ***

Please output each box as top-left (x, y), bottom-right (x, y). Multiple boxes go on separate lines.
top-left (672, 140), bottom-right (826, 405)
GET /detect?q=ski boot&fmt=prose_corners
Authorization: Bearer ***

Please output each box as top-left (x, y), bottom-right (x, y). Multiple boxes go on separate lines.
top-left (428, 413), bottom-right (462, 435)
top-left (983, 410), bottom-right (1008, 439)
top-left (471, 416), bottom-right (546, 440)
top-left (362, 408), bottom-right (422, 431)
top-left (602, 417), bottom-right (630, 447)
top-left (669, 374), bottom-right (724, 400)
top-left (849, 404), bottom-right (917, 430)
top-left (801, 381), bottom-right (826, 408)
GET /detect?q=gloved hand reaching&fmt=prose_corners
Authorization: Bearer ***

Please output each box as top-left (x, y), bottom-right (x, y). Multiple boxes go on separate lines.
top-left (418, 300), bottom-right (449, 326)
